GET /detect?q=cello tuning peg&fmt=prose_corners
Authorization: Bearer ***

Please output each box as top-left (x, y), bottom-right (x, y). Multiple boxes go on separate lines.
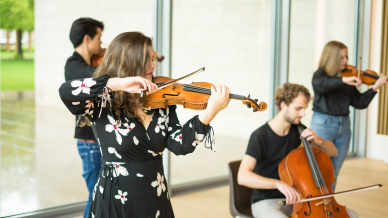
top-left (253, 108), bottom-right (258, 112)
top-left (254, 99), bottom-right (258, 102)
top-left (248, 94), bottom-right (250, 98)
top-left (247, 103), bottom-right (251, 108)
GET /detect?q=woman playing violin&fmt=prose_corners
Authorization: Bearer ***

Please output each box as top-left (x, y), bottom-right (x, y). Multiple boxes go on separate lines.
top-left (59, 31), bottom-right (230, 218)
top-left (310, 41), bottom-right (387, 192)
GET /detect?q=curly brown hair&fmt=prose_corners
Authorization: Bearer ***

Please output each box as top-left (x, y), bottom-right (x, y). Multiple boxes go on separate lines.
top-left (93, 32), bottom-right (153, 122)
top-left (274, 82), bottom-right (311, 111)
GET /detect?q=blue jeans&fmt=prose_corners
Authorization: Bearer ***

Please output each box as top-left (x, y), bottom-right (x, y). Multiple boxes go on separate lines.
top-left (77, 140), bottom-right (102, 218)
top-left (310, 112), bottom-right (351, 192)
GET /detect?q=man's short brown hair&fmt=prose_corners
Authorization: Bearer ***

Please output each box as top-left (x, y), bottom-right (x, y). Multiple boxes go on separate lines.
top-left (274, 82), bottom-right (311, 111)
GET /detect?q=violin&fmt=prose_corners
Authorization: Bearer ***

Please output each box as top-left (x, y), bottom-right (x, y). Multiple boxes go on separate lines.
top-left (278, 124), bottom-right (350, 218)
top-left (143, 68), bottom-right (267, 113)
top-left (91, 48), bottom-right (106, 67)
top-left (341, 64), bottom-right (387, 85)
top-left (91, 49), bottom-right (165, 67)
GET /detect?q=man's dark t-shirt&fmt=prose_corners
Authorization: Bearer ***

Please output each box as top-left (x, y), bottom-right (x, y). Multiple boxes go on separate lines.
top-left (64, 51), bottom-right (97, 140)
top-left (246, 122), bottom-right (304, 204)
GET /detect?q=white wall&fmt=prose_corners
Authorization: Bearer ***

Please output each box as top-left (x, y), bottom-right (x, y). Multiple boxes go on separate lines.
top-left (35, 0), bottom-right (153, 108)
top-left (366, 0), bottom-right (388, 162)
top-left (169, 0), bottom-right (273, 184)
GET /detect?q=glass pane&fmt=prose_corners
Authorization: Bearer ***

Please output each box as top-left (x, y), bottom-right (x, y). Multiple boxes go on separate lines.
top-left (0, 1), bottom-right (154, 215)
top-left (170, 0), bottom-right (272, 186)
top-left (288, 0), bottom-right (357, 152)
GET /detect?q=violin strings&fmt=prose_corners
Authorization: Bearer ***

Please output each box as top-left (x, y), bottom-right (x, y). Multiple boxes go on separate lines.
top-left (184, 84), bottom-right (246, 100)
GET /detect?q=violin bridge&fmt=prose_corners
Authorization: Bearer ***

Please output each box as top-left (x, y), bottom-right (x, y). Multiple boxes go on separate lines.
top-left (171, 83), bottom-right (177, 91)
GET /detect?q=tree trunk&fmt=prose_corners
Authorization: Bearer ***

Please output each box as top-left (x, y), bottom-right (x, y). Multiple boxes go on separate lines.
top-left (6, 31), bottom-right (10, 52)
top-left (28, 31), bottom-right (32, 52)
top-left (16, 30), bottom-right (23, 59)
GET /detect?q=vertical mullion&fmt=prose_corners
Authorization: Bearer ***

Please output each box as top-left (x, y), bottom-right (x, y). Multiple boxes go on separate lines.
top-left (154, 0), bottom-right (173, 193)
top-left (355, 0), bottom-right (372, 157)
top-left (270, 0), bottom-right (290, 119)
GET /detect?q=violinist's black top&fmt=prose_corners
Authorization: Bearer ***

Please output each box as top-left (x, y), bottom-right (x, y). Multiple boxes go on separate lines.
top-left (58, 75), bottom-right (213, 218)
top-left (64, 51), bottom-right (97, 140)
top-left (312, 69), bottom-right (377, 116)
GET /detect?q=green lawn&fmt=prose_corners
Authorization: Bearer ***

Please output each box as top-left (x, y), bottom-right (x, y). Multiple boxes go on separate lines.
top-left (1, 59), bottom-right (34, 91)
top-left (1, 50), bottom-right (35, 59)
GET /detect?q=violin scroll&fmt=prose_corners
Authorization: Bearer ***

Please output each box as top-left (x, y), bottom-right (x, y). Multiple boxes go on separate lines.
top-left (242, 96), bottom-right (267, 112)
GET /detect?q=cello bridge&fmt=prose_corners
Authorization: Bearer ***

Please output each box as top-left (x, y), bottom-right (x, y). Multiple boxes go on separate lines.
top-left (315, 198), bottom-right (331, 206)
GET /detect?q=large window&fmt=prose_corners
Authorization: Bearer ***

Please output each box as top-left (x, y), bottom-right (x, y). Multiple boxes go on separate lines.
top-left (0, 1), bottom-right (154, 216)
top-left (1, 0), bottom-right (366, 216)
top-left (170, 0), bottom-right (273, 186)
top-left (287, 0), bottom-right (358, 152)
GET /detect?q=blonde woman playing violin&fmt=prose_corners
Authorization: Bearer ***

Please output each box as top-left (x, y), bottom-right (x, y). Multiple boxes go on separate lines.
top-left (311, 41), bottom-right (387, 192)
top-left (59, 32), bottom-right (230, 218)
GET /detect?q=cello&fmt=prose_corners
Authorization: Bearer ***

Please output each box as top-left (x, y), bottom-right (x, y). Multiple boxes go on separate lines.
top-left (278, 124), bottom-right (350, 218)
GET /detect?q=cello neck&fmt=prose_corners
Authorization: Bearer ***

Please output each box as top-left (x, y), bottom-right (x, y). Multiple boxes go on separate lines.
top-left (297, 125), bottom-right (327, 189)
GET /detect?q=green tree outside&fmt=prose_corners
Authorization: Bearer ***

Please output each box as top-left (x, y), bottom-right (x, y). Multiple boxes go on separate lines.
top-left (0, 0), bottom-right (34, 59)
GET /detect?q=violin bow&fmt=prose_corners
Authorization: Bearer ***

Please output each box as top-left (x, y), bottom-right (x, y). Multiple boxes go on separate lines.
top-left (140, 67), bottom-right (205, 96)
top-left (278, 184), bottom-right (382, 205)
top-left (156, 67), bottom-right (205, 89)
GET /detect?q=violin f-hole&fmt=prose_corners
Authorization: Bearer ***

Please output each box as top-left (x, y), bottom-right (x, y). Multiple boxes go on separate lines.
top-left (304, 195), bottom-right (312, 216)
top-left (163, 92), bottom-right (180, 98)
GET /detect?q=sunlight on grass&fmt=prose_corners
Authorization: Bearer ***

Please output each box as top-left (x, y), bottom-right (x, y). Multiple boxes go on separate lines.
top-left (1, 59), bottom-right (34, 91)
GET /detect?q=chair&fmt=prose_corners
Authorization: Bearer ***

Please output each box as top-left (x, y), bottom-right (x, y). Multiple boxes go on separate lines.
top-left (228, 160), bottom-right (254, 218)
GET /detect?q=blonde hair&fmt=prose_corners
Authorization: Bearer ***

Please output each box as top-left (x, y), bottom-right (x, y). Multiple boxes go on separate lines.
top-left (318, 41), bottom-right (347, 76)
top-left (274, 83), bottom-right (311, 111)
top-left (93, 32), bottom-right (153, 121)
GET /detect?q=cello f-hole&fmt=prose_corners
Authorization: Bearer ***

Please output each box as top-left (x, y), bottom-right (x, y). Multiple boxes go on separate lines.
top-left (162, 92), bottom-right (180, 98)
top-left (304, 195), bottom-right (312, 216)
top-left (330, 200), bottom-right (340, 212)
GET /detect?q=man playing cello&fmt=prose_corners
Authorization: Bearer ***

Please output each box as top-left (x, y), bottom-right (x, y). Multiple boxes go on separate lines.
top-left (237, 82), bottom-right (358, 218)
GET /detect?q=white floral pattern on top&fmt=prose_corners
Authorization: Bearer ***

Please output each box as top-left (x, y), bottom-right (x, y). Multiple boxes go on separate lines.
top-left (92, 178), bottom-right (100, 201)
top-left (174, 134), bottom-right (182, 144)
top-left (151, 172), bottom-right (166, 197)
top-left (148, 150), bottom-right (162, 157)
top-left (156, 210), bottom-right (160, 218)
top-left (114, 190), bottom-right (128, 204)
top-left (133, 136), bottom-right (139, 145)
top-left (111, 163), bottom-right (129, 177)
top-left (71, 78), bottom-right (97, 96)
top-left (192, 131), bottom-right (205, 146)
top-left (105, 115), bottom-right (129, 145)
top-left (83, 100), bottom-right (94, 117)
top-left (155, 117), bottom-right (166, 136)
top-left (108, 147), bottom-right (122, 159)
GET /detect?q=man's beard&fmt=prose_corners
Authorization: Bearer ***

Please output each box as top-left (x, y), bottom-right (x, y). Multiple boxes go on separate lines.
top-left (284, 111), bottom-right (301, 125)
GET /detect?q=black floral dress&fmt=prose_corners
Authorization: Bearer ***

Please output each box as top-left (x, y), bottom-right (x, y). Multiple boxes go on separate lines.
top-left (59, 75), bottom-right (213, 218)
